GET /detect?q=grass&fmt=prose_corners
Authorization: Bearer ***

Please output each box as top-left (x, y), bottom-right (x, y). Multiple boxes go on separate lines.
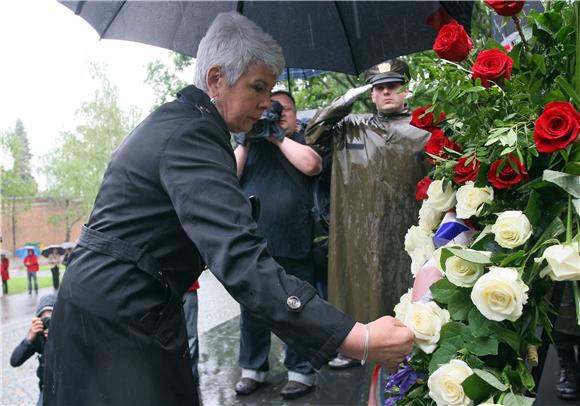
top-left (3, 260), bottom-right (67, 295)
top-left (5, 275), bottom-right (54, 295)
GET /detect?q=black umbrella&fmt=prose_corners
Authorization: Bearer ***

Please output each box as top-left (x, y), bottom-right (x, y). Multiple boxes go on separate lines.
top-left (42, 245), bottom-right (66, 257)
top-left (60, 1), bottom-right (473, 75)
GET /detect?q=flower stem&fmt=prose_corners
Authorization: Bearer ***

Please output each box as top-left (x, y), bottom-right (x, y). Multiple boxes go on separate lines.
top-left (573, 281), bottom-right (580, 326)
top-left (512, 15), bottom-right (528, 51)
top-left (567, 197), bottom-right (573, 244)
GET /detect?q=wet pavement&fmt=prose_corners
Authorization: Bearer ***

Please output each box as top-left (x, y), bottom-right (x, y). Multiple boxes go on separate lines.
top-left (1, 271), bottom-right (575, 405)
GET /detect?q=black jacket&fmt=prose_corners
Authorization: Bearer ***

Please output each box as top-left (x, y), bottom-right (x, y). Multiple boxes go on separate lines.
top-left (11, 337), bottom-right (44, 390)
top-left (44, 86), bottom-right (355, 405)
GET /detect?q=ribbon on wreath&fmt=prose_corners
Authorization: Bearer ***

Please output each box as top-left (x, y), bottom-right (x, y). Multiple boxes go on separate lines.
top-left (432, 211), bottom-right (476, 248)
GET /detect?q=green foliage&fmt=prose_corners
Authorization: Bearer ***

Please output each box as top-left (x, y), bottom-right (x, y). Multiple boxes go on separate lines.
top-left (145, 52), bottom-right (192, 108)
top-left (41, 65), bottom-right (140, 223)
top-left (1, 120), bottom-right (39, 251)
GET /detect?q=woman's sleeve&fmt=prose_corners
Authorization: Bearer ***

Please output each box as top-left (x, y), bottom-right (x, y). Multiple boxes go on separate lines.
top-left (159, 117), bottom-right (355, 368)
top-left (10, 339), bottom-right (36, 367)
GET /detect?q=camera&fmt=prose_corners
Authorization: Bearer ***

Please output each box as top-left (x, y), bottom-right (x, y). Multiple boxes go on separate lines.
top-left (234, 99), bottom-right (286, 145)
top-left (41, 316), bottom-right (51, 331)
top-left (36, 316), bottom-right (51, 343)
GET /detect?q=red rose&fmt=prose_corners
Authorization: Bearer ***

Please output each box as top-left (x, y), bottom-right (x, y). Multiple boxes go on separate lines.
top-left (472, 49), bottom-right (513, 88)
top-left (484, 1), bottom-right (526, 17)
top-left (424, 129), bottom-right (462, 163)
top-left (534, 101), bottom-right (580, 153)
top-left (416, 176), bottom-right (433, 200)
top-left (487, 154), bottom-right (528, 189)
top-left (433, 21), bottom-right (473, 62)
top-left (454, 154), bottom-right (480, 184)
top-left (411, 106), bottom-right (447, 131)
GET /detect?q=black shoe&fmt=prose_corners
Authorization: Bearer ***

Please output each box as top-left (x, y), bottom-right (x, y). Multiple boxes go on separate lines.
top-left (234, 377), bottom-right (266, 396)
top-left (280, 380), bottom-right (313, 399)
top-left (556, 347), bottom-right (579, 400)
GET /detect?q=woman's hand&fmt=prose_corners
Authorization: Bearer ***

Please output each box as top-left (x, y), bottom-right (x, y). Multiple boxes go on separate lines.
top-left (366, 316), bottom-right (414, 368)
top-left (338, 316), bottom-right (414, 369)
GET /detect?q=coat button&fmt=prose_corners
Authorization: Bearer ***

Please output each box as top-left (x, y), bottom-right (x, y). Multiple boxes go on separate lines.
top-left (287, 296), bottom-right (301, 310)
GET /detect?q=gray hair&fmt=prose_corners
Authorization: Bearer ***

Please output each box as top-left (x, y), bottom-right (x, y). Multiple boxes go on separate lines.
top-left (194, 11), bottom-right (285, 92)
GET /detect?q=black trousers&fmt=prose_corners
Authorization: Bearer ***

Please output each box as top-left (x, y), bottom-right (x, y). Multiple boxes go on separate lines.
top-left (50, 266), bottom-right (60, 289)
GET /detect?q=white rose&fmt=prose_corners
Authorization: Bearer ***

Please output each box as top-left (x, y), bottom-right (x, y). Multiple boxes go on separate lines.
top-left (405, 225), bottom-right (434, 253)
top-left (471, 267), bottom-right (529, 322)
top-left (491, 211), bottom-right (533, 249)
top-left (540, 242), bottom-right (580, 281)
top-left (445, 252), bottom-right (488, 287)
top-left (410, 245), bottom-right (435, 276)
top-left (428, 359), bottom-right (474, 406)
top-left (419, 202), bottom-right (445, 231)
top-left (426, 180), bottom-right (457, 211)
top-left (394, 288), bottom-right (413, 322)
top-left (404, 301), bottom-right (450, 354)
top-left (455, 182), bottom-right (494, 219)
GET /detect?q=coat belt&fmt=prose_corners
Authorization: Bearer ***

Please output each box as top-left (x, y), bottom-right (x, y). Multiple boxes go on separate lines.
top-left (77, 225), bottom-right (167, 287)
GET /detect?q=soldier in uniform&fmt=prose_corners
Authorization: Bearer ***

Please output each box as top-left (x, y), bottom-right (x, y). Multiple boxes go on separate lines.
top-left (306, 59), bottom-right (430, 368)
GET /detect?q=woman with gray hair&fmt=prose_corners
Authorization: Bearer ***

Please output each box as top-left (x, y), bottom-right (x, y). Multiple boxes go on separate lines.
top-left (44, 11), bottom-right (413, 405)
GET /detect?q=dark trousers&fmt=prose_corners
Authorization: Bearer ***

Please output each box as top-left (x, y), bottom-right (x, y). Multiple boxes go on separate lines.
top-left (2, 281), bottom-right (7, 294)
top-left (50, 266), bottom-right (60, 290)
top-left (239, 256), bottom-right (315, 375)
top-left (183, 290), bottom-right (199, 382)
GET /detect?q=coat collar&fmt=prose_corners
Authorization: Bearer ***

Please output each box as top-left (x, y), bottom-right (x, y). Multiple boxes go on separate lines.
top-left (375, 107), bottom-right (411, 121)
top-left (177, 85), bottom-right (229, 134)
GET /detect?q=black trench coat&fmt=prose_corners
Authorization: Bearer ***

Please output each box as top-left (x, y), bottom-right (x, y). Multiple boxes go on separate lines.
top-left (43, 86), bottom-right (355, 405)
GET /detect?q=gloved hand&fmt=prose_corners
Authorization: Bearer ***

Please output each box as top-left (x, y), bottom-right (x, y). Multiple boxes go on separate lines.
top-left (341, 84), bottom-right (372, 106)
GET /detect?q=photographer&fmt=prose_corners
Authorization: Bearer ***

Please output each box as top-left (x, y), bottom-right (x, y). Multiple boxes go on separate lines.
top-left (10, 294), bottom-right (55, 405)
top-left (233, 91), bottom-right (322, 399)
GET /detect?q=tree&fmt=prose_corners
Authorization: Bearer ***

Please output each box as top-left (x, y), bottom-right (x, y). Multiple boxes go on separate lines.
top-left (0, 120), bottom-right (38, 251)
top-left (145, 52), bottom-right (192, 108)
top-left (42, 64), bottom-right (141, 236)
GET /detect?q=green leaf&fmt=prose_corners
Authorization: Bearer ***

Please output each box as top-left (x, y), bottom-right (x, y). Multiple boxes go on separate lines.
top-left (503, 393), bottom-right (535, 406)
top-left (448, 293), bottom-right (474, 321)
top-left (462, 374), bottom-right (495, 404)
top-left (524, 190), bottom-right (541, 226)
top-left (543, 169), bottom-right (580, 198)
top-left (555, 75), bottom-right (580, 108)
top-left (473, 368), bottom-right (508, 391)
top-left (466, 336), bottom-right (499, 356)
top-left (489, 324), bottom-right (521, 353)
top-left (517, 359), bottom-right (536, 391)
top-left (531, 54), bottom-right (547, 75)
top-left (431, 278), bottom-right (461, 305)
top-left (440, 321), bottom-right (468, 345)
top-left (445, 247), bottom-right (492, 264)
top-left (428, 345), bottom-right (457, 374)
top-left (468, 308), bottom-right (493, 338)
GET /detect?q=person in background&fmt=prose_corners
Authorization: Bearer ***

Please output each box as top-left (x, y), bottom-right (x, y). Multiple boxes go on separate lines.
top-left (43, 13), bottom-right (414, 405)
top-left (47, 248), bottom-right (61, 290)
top-left (183, 279), bottom-right (200, 386)
top-left (233, 90), bottom-right (321, 399)
top-left (306, 59), bottom-right (430, 369)
top-left (10, 294), bottom-right (56, 406)
top-left (1, 253), bottom-right (10, 294)
top-left (24, 249), bottom-right (39, 295)
top-left (553, 282), bottom-right (580, 400)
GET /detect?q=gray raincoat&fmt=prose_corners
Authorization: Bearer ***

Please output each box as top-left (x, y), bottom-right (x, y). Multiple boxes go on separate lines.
top-left (306, 97), bottom-right (430, 323)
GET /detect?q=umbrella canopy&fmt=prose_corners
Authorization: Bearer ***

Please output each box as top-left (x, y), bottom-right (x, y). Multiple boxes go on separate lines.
top-left (60, 1), bottom-right (473, 75)
top-left (15, 245), bottom-right (41, 258)
top-left (0, 249), bottom-right (11, 257)
top-left (61, 241), bottom-right (76, 250)
top-left (42, 245), bottom-right (66, 257)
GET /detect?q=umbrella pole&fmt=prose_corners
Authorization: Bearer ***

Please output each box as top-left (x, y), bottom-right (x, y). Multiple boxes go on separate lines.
top-left (286, 67), bottom-right (292, 96)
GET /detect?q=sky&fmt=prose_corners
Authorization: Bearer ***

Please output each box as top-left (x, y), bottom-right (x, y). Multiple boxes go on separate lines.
top-left (0, 0), bottom-right (194, 187)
